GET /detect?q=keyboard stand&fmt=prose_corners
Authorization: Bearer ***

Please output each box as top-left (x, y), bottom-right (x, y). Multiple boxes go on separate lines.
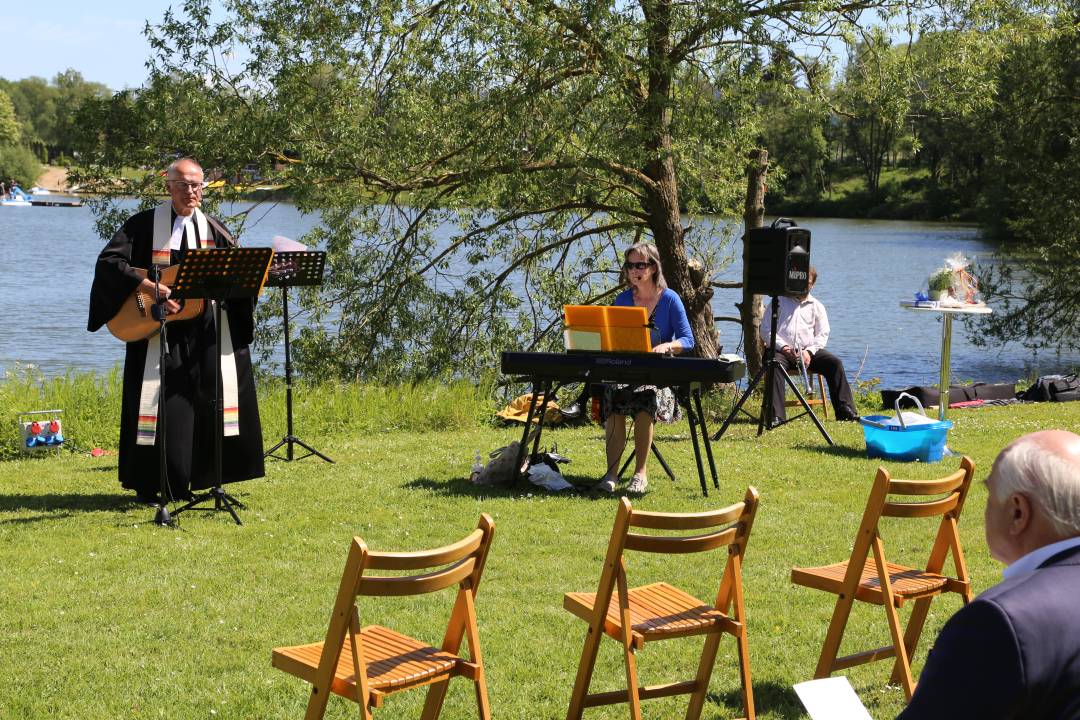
top-left (509, 379), bottom-right (718, 496)
top-left (619, 443), bottom-right (676, 483)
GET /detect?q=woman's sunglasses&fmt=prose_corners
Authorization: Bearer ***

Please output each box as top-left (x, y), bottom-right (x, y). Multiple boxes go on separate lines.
top-left (624, 261), bottom-right (654, 270)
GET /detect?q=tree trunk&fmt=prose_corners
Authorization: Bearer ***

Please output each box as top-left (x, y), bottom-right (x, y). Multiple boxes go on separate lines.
top-left (638, 0), bottom-right (717, 359)
top-left (740, 148), bottom-right (768, 376)
top-left (645, 161), bottom-right (718, 360)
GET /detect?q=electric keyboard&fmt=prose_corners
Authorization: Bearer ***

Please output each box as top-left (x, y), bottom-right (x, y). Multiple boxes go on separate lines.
top-left (500, 351), bottom-right (745, 386)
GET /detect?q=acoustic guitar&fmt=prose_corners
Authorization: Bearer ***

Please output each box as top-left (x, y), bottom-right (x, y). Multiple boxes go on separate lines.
top-left (106, 265), bottom-right (205, 342)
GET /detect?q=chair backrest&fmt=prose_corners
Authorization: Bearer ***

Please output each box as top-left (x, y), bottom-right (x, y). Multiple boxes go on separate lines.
top-left (312, 515), bottom-right (496, 694)
top-left (622, 491), bottom-right (758, 557)
top-left (355, 516), bottom-right (495, 597)
top-left (321, 515), bottom-right (495, 605)
top-left (856, 456), bottom-right (975, 578)
top-left (595, 487), bottom-right (760, 614)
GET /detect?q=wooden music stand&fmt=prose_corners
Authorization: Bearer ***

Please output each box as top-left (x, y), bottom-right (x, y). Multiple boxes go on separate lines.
top-left (169, 246), bottom-right (273, 525)
top-left (262, 251), bottom-right (333, 463)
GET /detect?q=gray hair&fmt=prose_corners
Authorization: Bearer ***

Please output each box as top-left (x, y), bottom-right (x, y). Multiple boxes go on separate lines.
top-left (619, 242), bottom-right (667, 291)
top-left (993, 437), bottom-right (1080, 536)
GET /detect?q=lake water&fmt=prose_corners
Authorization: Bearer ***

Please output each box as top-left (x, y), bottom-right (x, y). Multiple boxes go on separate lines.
top-left (2, 201), bottom-right (1076, 391)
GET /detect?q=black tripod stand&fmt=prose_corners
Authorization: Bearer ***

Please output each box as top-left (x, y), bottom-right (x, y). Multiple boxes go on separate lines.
top-left (263, 251), bottom-right (333, 463)
top-left (713, 296), bottom-right (834, 445)
top-left (170, 247), bottom-right (274, 525)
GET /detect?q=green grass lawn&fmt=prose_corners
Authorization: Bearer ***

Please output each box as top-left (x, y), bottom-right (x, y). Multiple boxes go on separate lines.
top-left (1, 385), bottom-right (1073, 719)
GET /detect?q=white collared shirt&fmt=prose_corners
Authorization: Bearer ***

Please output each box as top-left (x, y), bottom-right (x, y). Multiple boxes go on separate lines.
top-left (1002, 535), bottom-right (1080, 581)
top-left (169, 213), bottom-right (194, 251)
top-left (760, 293), bottom-right (830, 355)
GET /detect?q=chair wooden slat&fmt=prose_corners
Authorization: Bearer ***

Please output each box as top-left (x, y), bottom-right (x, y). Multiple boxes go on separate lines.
top-left (365, 529), bottom-right (484, 570)
top-left (272, 514), bottom-right (495, 720)
top-left (628, 503), bottom-right (745, 530)
top-left (888, 472), bottom-right (965, 496)
top-left (358, 557), bottom-right (476, 596)
top-left (882, 495), bottom-right (959, 519)
top-left (789, 457), bottom-right (976, 703)
top-left (624, 526), bottom-right (738, 554)
top-left (565, 488), bottom-right (759, 720)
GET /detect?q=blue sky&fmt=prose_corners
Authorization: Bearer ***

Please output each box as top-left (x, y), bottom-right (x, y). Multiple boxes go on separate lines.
top-left (2, 2), bottom-right (202, 90)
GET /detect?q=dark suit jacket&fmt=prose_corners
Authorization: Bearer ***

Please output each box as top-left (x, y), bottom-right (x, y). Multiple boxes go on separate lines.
top-left (898, 543), bottom-right (1080, 719)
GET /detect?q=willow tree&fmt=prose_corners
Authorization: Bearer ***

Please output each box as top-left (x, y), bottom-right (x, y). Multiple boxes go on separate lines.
top-left (78, 0), bottom-right (956, 381)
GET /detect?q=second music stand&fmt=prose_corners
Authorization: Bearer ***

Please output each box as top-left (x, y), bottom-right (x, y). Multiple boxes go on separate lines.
top-left (262, 250), bottom-right (333, 463)
top-left (170, 246), bottom-right (274, 525)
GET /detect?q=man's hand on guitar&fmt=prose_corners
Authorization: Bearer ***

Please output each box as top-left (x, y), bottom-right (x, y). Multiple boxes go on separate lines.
top-left (139, 277), bottom-right (181, 315)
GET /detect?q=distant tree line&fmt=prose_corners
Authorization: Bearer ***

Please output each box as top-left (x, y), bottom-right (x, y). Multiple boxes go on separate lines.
top-left (753, 11), bottom-right (1078, 353)
top-left (756, 15), bottom-right (1074, 228)
top-left (0, 70), bottom-right (111, 186)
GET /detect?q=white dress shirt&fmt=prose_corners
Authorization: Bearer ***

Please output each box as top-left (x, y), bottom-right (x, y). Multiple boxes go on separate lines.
top-left (169, 213), bottom-right (194, 251)
top-left (760, 294), bottom-right (830, 355)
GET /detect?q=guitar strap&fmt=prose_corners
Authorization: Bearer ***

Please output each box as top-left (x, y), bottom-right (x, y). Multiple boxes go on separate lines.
top-left (137, 202), bottom-right (241, 446)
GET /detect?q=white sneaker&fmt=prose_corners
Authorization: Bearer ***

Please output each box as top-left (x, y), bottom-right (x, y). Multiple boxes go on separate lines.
top-left (593, 476), bottom-right (618, 493)
top-left (627, 474), bottom-right (649, 494)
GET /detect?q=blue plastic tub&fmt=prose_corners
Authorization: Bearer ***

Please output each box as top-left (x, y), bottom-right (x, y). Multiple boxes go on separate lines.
top-left (859, 415), bottom-right (953, 463)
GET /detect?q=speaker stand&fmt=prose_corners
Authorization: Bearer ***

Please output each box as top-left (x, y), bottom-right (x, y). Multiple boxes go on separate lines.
top-left (713, 296), bottom-right (834, 446)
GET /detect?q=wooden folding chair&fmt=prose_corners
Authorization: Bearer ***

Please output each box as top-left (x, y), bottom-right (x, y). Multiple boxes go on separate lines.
top-left (790, 456), bottom-right (976, 701)
top-left (786, 372), bottom-right (829, 419)
top-left (273, 514), bottom-right (496, 720)
top-left (565, 488), bottom-right (760, 720)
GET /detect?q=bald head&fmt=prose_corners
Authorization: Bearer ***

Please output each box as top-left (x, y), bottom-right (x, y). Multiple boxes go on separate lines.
top-left (984, 430), bottom-right (1080, 564)
top-left (165, 157), bottom-right (204, 216)
top-left (166, 157), bottom-right (203, 180)
top-left (995, 430), bottom-right (1080, 534)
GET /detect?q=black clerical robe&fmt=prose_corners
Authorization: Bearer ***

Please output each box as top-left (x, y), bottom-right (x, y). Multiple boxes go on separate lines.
top-left (87, 207), bottom-right (265, 499)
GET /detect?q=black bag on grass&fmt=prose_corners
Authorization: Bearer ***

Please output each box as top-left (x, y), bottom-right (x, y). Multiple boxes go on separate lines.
top-left (1018, 375), bottom-right (1080, 403)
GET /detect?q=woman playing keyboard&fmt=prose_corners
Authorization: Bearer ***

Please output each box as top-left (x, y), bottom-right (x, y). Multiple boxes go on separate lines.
top-left (594, 242), bottom-right (695, 495)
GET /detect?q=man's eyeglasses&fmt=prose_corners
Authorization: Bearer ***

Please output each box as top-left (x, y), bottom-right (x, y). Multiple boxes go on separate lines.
top-left (168, 180), bottom-right (206, 192)
top-left (624, 260), bottom-right (654, 270)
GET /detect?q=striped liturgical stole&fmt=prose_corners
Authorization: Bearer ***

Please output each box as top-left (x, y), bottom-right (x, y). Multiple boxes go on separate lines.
top-left (136, 202), bottom-right (241, 445)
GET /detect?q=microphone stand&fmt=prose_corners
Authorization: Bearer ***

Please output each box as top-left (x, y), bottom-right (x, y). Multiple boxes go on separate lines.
top-left (150, 266), bottom-right (174, 527)
top-left (795, 343), bottom-right (813, 395)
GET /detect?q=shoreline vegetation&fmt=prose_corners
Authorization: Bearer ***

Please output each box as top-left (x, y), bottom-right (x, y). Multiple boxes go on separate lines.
top-left (0, 365), bottom-right (1043, 462)
top-left (34, 164), bottom-right (975, 223)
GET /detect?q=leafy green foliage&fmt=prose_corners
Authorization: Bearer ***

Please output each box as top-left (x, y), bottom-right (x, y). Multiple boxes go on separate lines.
top-left (836, 29), bottom-right (914, 193)
top-left (0, 89), bottom-right (19, 146)
top-left (972, 11), bottom-right (1080, 352)
top-left (0, 142), bottom-right (41, 188)
top-left (0, 70), bottom-right (110, 161)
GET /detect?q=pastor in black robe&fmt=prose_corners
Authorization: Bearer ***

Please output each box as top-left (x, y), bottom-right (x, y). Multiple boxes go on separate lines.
top-left (87, 207), bottom-right (265, 500)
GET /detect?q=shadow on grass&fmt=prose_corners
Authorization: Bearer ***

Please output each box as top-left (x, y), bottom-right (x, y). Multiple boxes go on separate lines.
top-left (794, 442), bottom-right (867, 460)
top-left (0, 491), bottom-right (140, 522)
top-left (713, 679), bottom-right (805, 719)
top-left (405, 474), bottom-right (618, 501)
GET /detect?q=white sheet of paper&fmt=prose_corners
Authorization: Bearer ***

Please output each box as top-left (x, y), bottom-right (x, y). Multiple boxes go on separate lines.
top-left (793, 677), bottom-right (873, 720)
top-left (271, 235), bottom-right (307, 251)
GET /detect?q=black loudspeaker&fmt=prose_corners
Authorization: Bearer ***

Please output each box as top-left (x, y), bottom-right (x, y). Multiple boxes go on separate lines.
top-left (746, 218), bottom-right (811, 296)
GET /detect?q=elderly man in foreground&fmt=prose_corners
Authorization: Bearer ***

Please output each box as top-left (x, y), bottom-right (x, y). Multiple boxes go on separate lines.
top-left (898, 429), bottom-right (1080, 719)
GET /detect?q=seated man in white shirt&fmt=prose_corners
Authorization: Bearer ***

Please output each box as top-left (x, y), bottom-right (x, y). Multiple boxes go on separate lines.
top-left (760, 266), bottom-right (858, 424)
